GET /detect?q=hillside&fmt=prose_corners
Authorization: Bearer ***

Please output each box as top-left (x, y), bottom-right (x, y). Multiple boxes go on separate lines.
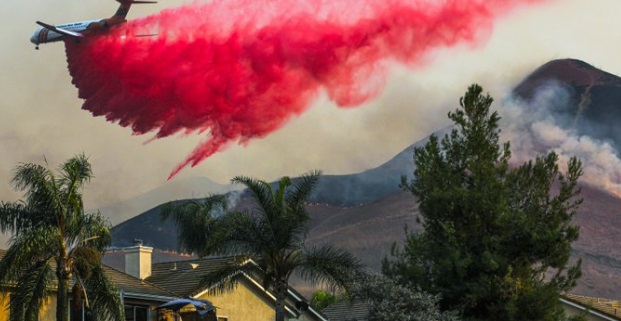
top-left (110, 58), bottom-right (621, 298)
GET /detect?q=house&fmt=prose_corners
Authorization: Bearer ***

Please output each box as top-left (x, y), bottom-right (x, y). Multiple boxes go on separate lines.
top-left (122, 242), bottom-right (329, 321)
top-left (0, 247), bottom-right (179, 321)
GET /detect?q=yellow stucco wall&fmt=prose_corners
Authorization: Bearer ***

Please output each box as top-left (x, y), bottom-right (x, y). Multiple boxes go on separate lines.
top-left (39, 296), bottom-right (56, 321)
top-left (0, 294), bottom-right (8, 321)
top-left (198, 279), bottom-right (276, 321)
top-left (0, 293), bottom-right (56, 321)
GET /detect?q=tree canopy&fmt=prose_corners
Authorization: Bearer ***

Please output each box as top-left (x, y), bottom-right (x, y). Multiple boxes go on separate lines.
top-left (353, 273), bottom-right (460, 321)
top-left (0, 154), bottom-right (123, 321)
top-left (383, 84), bottom-right (583, 321)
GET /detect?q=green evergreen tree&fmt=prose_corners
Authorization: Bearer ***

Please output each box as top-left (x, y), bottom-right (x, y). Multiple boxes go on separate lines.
top-left (383, 84), bottom-right (583, 321)
top-left (0, 154), bottom-right (123, 321)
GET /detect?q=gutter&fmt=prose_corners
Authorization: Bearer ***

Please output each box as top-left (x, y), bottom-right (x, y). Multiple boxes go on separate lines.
top-left (560, 297), bottom-right (621, 321)
top-left (122, 291), bottom-right (179, 303)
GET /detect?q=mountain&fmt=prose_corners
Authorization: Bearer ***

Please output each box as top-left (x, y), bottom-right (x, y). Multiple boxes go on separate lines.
top-left (99, 176), bottom-right (237, 225)
top-left (513, 58), bottom-right (621, 148)
top-left (110, 58), bottom-right (621, 298)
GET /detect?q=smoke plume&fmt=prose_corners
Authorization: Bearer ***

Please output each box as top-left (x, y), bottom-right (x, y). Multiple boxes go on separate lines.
top-left (502, 84), bottom-right (621, 198)
top-left (64, 0), bottom-right (551, 178)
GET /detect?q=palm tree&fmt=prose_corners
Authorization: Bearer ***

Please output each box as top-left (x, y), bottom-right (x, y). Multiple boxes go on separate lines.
top-left (0, 154), bottom-right (123, 321)
top-left (164, 170), bottom-right (363, 321)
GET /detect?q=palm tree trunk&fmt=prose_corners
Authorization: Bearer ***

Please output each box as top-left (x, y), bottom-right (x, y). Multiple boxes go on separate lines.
top-left (274, 282), bottom-right (288, 321)
top-left (57, 266), bottom-right (70, 321)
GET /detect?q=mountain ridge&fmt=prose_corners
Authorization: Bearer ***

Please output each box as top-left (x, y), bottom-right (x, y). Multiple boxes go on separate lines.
top-left (110, 58), bottom-right (621, 298)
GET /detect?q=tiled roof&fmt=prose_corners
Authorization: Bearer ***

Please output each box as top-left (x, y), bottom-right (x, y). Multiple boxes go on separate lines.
top-left (0, 249), bottom-right (177, 302)
top-left (147, 256), bottom-right (243, 297)
top-left (563, 293), bottom-right (621, 320)
top-left (322, 300), bottom-right (369, 321)
top-left (102, 265), bottom-right (177, 301)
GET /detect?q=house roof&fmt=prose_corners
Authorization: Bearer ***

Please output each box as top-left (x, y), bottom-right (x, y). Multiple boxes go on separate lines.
top-left (562, 293), bottom-right (621, 321)
top-left (101, 265), bottom-right (178, 302)
top-left (322, 300), bottom-right (370, 321)
top-left (0, 249), bottom-right (177, 302)
top-left (147, 256), bottom-right (237, 297)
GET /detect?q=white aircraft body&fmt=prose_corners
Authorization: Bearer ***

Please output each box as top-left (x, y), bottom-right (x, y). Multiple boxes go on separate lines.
top-left (30, 0), bottom-right (156, 50)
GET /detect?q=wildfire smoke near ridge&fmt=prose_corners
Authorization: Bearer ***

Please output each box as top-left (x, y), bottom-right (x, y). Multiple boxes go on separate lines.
top-left (64, 0), bottom-right (552, 178)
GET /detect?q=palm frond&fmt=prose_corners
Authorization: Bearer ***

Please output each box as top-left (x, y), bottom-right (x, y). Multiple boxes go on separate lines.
top-left (200, 210), bottom-right (262, 256)
top-left (11, 162), bottom-right (63, 224)
top-left (161, 195), bottom-right (227, 255)
top-left (59, 154), bottom-right (92, 190)
top-left (285, 170), bottom-right (321, 211)
top-left (296, 245), bottom-right (363, 293)
top-left (70, 247), bottom-right (101, 280)
top-left (67, 211), bottom-right (111, 253)
top-left (0, 225), bottom-right (59, 283)
top-left (231, 175), bottom-right (274, 217)
top-left (0, 202), bottom-right (29, 234)
top-left (274, 176), bottom-right (291, 210)
top-left (83, 265), bottom-right (124, 321)
top-left (10, 261), bottom-right (54, 321)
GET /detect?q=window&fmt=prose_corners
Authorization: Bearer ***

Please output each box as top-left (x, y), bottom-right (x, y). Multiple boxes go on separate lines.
top-left (217, 317), bottom-right (229, 321)
top-left (125, 305), bottom-right (149, 321)
top-left (69, 299), bottom-right (95, 321)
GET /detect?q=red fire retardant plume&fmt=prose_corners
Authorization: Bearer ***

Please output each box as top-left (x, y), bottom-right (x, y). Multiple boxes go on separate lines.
top-left (65, 0), bottom-right (549, 179)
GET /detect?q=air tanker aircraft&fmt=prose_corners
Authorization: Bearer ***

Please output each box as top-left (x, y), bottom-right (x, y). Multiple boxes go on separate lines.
top-left (30, 0), bottom-right (156, 50)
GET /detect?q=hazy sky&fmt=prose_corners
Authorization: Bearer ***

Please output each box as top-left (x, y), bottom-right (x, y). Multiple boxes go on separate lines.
top-left (1, 0), bottom-right (621, 218)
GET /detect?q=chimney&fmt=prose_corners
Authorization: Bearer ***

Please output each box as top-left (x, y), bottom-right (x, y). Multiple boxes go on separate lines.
top-left (124, 239), bottom-right (153, 280)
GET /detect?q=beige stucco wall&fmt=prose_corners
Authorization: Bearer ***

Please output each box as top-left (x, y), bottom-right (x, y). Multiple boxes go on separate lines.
top-left (198, 279), bottom-right (276, 321)
top-left (195, 279), bottom-right (323, 321)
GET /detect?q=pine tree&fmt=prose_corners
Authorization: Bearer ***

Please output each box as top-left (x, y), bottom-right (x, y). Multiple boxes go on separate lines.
top-left (383, 84), bottom-right (583, 321)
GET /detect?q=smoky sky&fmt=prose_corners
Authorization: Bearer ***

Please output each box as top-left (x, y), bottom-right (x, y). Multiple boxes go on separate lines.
top-left (1, 0), bottom-right (621, 239)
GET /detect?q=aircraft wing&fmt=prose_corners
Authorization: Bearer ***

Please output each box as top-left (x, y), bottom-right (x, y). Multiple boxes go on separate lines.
top-left (36, 21), bottom-right (85, 38)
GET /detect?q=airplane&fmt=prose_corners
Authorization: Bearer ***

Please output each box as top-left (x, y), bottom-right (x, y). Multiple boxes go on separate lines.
top-left (30, 0), bottom-right (156, 50)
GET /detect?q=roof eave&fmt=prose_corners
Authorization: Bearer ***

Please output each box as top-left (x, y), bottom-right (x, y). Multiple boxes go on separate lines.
top-left (560, 297), bottom-right (621, 321)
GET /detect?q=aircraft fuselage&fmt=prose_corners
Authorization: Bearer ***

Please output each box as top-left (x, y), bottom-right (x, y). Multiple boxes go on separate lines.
top-left (30, 20), bottom-right (106, 45)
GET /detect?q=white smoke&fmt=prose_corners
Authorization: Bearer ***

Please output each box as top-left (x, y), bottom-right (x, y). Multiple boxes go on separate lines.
top-left (501, 84), bottom-right (621, 198)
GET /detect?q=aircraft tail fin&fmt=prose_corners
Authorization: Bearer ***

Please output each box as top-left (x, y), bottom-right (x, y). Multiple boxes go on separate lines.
top-left (112, 0), bottom-right (157, 22)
